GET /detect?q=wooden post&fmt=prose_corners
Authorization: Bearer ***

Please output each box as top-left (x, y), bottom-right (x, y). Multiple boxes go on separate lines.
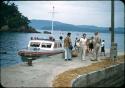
top-left (111, 0), bottom-right (114, 45)
top-left (27, 58), bottom-right (32, 66)
top-left (110, 0), bottom-right (118, 63)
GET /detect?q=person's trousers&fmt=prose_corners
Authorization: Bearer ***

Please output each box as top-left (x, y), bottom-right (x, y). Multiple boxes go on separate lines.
top-left (80, 47), bottom-right (86, 60)
top-left (65, 48), bottom-right (72, 60)
top-left (94, 44), bottom-right (100, 60)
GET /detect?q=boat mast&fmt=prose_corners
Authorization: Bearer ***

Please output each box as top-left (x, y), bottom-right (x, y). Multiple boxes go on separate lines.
top-left (51, 6), bottom-right (55, 36)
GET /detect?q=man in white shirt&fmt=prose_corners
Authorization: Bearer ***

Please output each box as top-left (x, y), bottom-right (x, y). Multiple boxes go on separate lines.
top-left (79, 33), bottom-right (87, 60)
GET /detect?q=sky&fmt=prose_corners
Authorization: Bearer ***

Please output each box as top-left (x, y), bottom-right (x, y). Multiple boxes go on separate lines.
top-left (13, 1), bottom-right (124, 27)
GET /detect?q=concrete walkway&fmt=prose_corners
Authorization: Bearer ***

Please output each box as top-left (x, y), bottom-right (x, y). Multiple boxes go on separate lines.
top-left (0, 51), bottom-right (124, 87)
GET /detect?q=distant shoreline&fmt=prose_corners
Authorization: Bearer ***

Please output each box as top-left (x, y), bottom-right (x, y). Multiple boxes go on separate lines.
top-left (42, 30), bottom-right (124, 34)
top-left (0, 30), bottom-right (124, 34)
top-left (37, 29), bottom-right (124, 34)
top-left (29, 20), bottom-right (124, 34)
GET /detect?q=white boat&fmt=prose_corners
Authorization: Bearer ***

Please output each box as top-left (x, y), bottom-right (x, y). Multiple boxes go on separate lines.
top-left (18, 6), bottom-right (64, 59)
top-left (18, 37), bottom-right (64, 57)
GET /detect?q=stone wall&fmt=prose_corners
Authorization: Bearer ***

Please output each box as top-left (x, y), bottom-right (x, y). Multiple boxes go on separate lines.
top-left (71, 63), bottom-right (124, 87)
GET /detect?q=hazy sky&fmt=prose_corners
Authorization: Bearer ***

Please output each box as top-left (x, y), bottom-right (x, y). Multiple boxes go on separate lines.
top-left (13, 1), bottom-right (124, 27)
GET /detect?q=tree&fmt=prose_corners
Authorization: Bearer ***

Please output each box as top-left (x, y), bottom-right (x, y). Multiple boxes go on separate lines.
top-left (0, 1), bottom-right (37, 32)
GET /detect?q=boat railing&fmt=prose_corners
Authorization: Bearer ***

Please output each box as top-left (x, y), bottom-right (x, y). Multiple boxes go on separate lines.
top-left (30, 37), bottom-right (63, 42)
top-left (30, 37), bottom-right (56, 41)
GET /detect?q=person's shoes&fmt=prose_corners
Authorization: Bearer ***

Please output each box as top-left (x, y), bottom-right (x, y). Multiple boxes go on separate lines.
top-left (92, 59), bottom-right (98, 61)
top-left (65, 59), bottom-right (68, 61)
top-left (91, 58), bottom-right (98, 61)
top-left (68, 59), bottom-right (72, 61)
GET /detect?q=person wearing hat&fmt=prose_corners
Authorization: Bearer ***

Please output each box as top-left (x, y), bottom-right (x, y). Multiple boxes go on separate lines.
top-left (64, 32), bottom-right (72, 61)
top-left (79, 33), bottom-right (88, 60)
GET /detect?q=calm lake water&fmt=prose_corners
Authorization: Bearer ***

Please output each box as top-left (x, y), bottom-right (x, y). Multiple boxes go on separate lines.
top-left (0, 31), bottom-right (124, 67)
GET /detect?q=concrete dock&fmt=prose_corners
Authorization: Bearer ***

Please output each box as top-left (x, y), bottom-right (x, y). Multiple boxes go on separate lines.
top-left (0, 50), bottom-right (124, 87)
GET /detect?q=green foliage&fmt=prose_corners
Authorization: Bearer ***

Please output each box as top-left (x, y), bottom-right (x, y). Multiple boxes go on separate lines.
top-left (0, 1), bottom-right (36, 32)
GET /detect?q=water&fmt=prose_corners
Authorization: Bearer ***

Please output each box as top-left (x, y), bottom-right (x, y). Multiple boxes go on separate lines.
top-left (0, 31), bottom-right (124, 67)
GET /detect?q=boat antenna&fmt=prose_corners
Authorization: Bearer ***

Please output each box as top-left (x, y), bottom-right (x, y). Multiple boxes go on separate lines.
top-left (51, 6), bottom-right (55, 36)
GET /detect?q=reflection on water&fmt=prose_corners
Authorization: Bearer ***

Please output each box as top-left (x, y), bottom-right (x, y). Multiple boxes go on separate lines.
top-left (0, 31), bottom-right (124, 67)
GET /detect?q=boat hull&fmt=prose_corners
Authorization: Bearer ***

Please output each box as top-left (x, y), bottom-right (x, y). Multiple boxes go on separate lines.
top-left (18, 49), bottom-right (64, 57)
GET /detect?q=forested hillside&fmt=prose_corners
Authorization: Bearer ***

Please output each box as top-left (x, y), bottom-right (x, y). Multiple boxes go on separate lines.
top-left (0, 1), bottom-right (39, 33)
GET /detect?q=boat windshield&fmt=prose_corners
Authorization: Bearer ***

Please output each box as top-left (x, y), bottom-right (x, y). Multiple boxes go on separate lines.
top-left (41, 43), bottom-right (52, 48)
top-left (30, 42), bottom-right (40, 47)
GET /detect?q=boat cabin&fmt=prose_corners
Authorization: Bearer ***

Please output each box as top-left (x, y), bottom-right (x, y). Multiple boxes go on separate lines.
top-left (28, 39), bottom-right (63, 50)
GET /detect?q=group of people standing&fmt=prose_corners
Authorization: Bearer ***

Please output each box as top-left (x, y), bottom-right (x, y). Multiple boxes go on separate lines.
top-left (64, 32), bottom-right (105, 61)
